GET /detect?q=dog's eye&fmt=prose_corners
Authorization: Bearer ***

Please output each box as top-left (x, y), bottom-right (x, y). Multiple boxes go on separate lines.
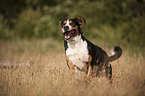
top-left (70, 23), bottom-right (74, 26)
top-left (62, 23), bottom-right (66, 26)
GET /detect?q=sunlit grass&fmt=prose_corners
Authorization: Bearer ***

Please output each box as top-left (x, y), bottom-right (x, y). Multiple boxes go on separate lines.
top-left (0, 39), bottom-right (145, 96)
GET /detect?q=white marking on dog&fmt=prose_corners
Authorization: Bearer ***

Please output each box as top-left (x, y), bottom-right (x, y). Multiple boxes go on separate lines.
top-left (66, 35), bottom-right (89, 71)
top-left (66, 19), bottom-right (72, 30)
top-left (74, 67), bottom-right (81, 79)
top-left (62, 19), bottom-right (72, 33)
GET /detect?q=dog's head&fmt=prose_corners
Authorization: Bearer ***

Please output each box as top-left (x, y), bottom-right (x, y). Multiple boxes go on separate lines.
top-left (59, 17), bottom-right (86, 40)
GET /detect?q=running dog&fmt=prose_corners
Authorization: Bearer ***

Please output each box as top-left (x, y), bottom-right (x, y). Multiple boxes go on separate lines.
top-left (59, 17), bottom-right (122, 81)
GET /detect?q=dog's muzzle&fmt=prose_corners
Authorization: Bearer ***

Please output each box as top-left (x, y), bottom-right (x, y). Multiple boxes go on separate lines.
top-left (63, 30), bottom-right (76, 40)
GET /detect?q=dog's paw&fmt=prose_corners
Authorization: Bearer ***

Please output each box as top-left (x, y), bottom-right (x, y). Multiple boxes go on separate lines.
top-left (71, 69), bottom-right (75, 75)
top-left (74, 69), bottom-right (81, 80)
top-left (85, 77), bottom-right (91, 83)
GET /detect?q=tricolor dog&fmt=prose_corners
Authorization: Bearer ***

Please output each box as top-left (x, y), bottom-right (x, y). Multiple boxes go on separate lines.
top-left (59, 17), bottom-right (122, 82)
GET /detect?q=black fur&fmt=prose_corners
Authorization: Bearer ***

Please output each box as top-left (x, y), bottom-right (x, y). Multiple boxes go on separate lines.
top-left (64, 34), bottom-right (115, 79)
top-left (62, 17), bottom-right (122, 79)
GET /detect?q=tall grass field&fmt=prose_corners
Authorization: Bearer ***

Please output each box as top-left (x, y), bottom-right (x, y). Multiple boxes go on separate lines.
top-left (0, 39), bottom-right (145, 96)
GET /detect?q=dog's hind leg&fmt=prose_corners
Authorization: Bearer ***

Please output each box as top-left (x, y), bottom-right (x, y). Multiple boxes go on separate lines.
top-left (104, 63), bottom-right (112, 79)
top-left (108, 64), bottom-right (112, 80)
top-left (105, 63), bottom-right (112, 83)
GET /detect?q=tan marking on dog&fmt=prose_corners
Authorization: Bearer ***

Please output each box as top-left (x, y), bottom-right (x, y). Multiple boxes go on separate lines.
top-left (85, 55), bottom-right (92, 82)
top-left (69, 20), bottom-right (73, 23)
top-left (63, 20), bottom-right (67, 24)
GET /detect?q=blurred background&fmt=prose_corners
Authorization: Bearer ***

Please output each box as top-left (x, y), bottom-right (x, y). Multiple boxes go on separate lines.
top-left (0, 0), bottom-right (145, 54)
top-left (1, 1), bottom-right (145, 95)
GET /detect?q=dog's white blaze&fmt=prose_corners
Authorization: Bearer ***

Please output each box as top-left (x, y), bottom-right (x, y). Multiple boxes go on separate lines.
top-left (62, 19), bottom-right (72, 33)
top-left (66, 19), bottom-right (70, 26)
top-left (66, 35), bottom-right (89, 70)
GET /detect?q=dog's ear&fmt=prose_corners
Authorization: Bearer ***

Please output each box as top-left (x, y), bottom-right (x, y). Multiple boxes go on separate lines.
top-left (59, 19), bottom-right (61, 23)
top-left (75, 17), bottom-right (86, 25)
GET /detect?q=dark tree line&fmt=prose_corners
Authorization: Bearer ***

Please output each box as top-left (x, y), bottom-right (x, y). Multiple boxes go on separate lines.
top-left (0, 0), bottom-right (145, 51)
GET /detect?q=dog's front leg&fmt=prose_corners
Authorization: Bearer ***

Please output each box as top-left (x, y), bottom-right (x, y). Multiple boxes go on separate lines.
top-left (85, 55), bottom-right (92, 82)
top-left (65, 55), bottom-right (75, 74)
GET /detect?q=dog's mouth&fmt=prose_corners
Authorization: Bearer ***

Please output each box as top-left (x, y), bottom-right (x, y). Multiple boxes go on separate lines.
top-left (63, 30), bottom-right (75, 40)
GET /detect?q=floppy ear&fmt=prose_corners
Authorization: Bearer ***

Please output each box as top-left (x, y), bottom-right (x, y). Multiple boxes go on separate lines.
top-left (59, 19), bottom-right (61, 23)
top-left (75, 17), bottom-right (86, 25)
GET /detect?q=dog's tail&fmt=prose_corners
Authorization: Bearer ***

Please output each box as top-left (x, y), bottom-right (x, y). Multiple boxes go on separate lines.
top-left (108, 46), bottom-right (122, 62)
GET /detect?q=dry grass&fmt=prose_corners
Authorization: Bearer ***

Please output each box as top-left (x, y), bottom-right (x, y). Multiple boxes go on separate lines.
top-left (0, 39), bottom-right (145, 96)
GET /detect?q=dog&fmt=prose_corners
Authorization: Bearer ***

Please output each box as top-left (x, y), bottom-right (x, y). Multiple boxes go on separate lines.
top-left (59, 17), bottom-right (122, 82)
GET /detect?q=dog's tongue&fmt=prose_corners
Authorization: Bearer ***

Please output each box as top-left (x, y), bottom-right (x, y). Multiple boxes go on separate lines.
top-left (65, 30), bottom-right (74, 39)
top-left (65, 32), bottom-right (71, 39)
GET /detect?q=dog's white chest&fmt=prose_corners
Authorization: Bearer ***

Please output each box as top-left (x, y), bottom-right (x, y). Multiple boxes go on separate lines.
top-left (66, 36), bottom-right (89, 70)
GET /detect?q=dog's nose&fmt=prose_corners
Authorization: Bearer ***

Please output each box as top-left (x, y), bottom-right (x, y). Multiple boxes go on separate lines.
top-left (64, 26), bottom-right (69, 31)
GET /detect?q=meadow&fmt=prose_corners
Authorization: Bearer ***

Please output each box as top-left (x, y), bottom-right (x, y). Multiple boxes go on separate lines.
top-left (1, 0), bottom-right (145, 95)
top-left (0, 39), bottom-right (145, 96)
